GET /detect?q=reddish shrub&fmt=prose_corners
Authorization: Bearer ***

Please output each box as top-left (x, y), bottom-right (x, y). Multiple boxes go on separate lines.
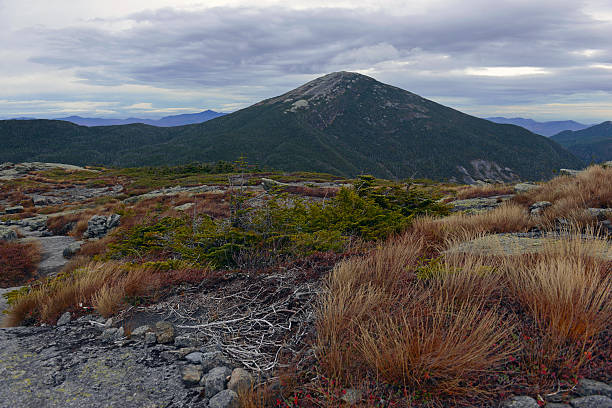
top-left (0, 241), bottom-right (41, 287)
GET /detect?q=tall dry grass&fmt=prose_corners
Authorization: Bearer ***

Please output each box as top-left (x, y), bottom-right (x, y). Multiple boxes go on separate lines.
top-left (513, 165), bottom-right (612, 221)
top-left (316, 234), bottom-right (516, 395)
top-left (317, 226), bottom-right (612, 398)
top-left (455, 184), bottom-right (514, 200)
top-left (2, 261), bottom-right (210, 326)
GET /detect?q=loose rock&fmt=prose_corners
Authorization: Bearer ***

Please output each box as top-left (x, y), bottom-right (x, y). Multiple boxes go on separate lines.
top-left (203, 366), bottom-right (232, 398)
top-left (227, 368), bottom-right (254, 394)
top-left (576, 379), bottom-right (612, 398)
top-left (155, 321), bottom-right (175, 344)
top-left (181, 364), bottom-right (203, 386)
top-left (569, 395), bottom-right (612, 408)
top-left (0, 226), bottom-right (18, 241)
top-left (501, 396), bottom-right (540, 408)
top-left (56, 311), bottom-right (71, 326)
top-left (208, 389), bottom-right (238, 408)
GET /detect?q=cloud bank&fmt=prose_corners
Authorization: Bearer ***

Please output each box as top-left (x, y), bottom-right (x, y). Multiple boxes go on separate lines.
top-left (1, 0), bottom-right (612, 122)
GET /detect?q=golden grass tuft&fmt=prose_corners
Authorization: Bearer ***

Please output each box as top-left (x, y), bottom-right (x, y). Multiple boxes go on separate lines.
top-left (455, 183), bottom-right (514, 200)
top-left (1, 261), bottom-right (204, 326)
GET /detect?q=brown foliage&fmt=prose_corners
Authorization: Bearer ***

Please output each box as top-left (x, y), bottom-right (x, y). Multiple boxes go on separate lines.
top-left (0, 240), bottom-right (41, 287)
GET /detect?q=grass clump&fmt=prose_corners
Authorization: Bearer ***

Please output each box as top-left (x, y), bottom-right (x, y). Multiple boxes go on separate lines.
top-left (0, 240), bottom-right (41, 287)
top-left (2, 261), bottom-right (209, 326)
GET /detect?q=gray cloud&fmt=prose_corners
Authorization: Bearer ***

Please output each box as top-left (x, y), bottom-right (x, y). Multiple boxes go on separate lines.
top-left (5, 1), bottom-right (612, 121)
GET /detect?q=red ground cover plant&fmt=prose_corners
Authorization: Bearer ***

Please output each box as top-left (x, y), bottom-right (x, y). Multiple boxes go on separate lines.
top-left (0, 240), bottom-right (41, 287)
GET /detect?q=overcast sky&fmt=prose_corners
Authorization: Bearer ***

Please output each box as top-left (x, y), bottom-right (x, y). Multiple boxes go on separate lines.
top-left (2, 0), bottom-right (612, 122)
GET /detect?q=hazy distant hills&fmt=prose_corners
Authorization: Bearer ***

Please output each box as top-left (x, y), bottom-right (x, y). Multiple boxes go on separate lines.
top-left (551, 121), bottom-right (612, 162)
top-left (0, 72), bottom-right (582, 182)
top-left (486, 117), bottom-right (590, 136)
top-left (10, 110), bottom-right (226, 127)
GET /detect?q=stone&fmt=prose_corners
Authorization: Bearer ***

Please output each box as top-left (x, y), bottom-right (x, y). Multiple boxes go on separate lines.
top-left (576, 379), bottom-right (612, 398)
top-left (341, 388), bottom-right (363, 405)
top-left (144, 332), bottom-right (157, 345)
top-left (130, 325), bottom-right (151, 338)
top-left (185, 352), bottom-right (204, 364)
top-left (514, 183), bottom-right (540, 193)
top-left (501, 396), bottom-right (540, 408)
top-left (545, 404), bottom-right (571, 408)
top-left (227, 368), bottom-right (254, 393)
top-left (174, 335), bottom-right (199, 348)
top-left (83, 214), bottom-right (121, 239)
top-left (570, 395), bottom-right (612, 408)
top-left (530, 201), bottom-right (552, 216)
top-left (560, 169), bottom-right (581, 177)
top-left (261, 178), bottom-right (289, 191)
top-left (62, 241), bottom-right (83, 259)
top-left (602, 161), bottom-right (612, 168)
top-left (181, 365), bottom-right (203, 386)
top-left (450, 197), bottom-right (507, 213)
top-left (56, 312), bottom-right (71, 326)
top-left (0, 226), bottom-right (18, 242)
top-left (176, 347), bottom-right (198, 359)
top-left (208, 389), bottom-right (238, 408)
top-left (203, 366), bottom-right (232, 398)
top-left (155, 321), bottom-right (175, 344)
top-left (587, 208), bottom-right (612, 221)
top-left (201, 351), bottom-right (231, 373)
top-left (174, 203), bottom-right (195, 212)
top-left (101, 327), bottom-right (124, 341)
top-left (5, 206), bottom-right (24, 214)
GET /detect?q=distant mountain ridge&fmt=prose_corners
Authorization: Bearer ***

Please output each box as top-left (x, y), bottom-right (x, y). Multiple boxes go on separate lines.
top-left (9, 110), bottom-right (226, 127)
top-left (0, 72), bottom-right (582, 182)
top-left (551, 121), bottom-right (612, 162)
top-left (486, 117), bottom-right (590, 136)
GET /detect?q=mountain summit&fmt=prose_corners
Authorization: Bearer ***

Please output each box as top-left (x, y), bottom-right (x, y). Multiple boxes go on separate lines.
top-left (0, 72), bottom-right (582, 182)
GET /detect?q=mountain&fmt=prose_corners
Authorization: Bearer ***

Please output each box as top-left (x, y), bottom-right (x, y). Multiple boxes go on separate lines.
top-left (550, 121), bottom-right (612, 162)
top-left (486, 117), bottom-right (590, 136)
top-left (52, 110), bottom-right (226, 127)
top-left (0, 72), bottom-right (583, 182)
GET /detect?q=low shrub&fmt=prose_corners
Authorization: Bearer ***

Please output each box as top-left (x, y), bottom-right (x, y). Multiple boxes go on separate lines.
top-left (0, 240), bottom-right (41, 287)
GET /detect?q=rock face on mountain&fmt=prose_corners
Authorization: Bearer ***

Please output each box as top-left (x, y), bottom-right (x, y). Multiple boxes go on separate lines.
top-left (0, 72), bottom-right (582, 181)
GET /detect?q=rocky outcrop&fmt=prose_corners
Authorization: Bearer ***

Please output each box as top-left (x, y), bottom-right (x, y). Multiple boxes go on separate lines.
top-left (83, 214), bottom-right (120, 239)
top-left (514, 182), bottom-right (540, 194)
top-left (0, 162), bottom-right (96, 180)
top-left (0, 226), bottom-right (18, 241)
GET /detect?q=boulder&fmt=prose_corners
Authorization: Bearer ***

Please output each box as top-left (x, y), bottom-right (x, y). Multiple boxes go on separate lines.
top-left (260, 178), bottom-right (289, 191)
top-left (155, 321), bottom-right (175, 344)
top-left (62, 241), bottom-right (83, 259)
top-left (174, 203), bottom-right (194, 212)
top-left (569, 395), bottom-right (612, 408)
top-left (529, 201), bottom-right (552, 216)
top-left (208, 389), bottom-right (238, 408)
top-left (83, 214), bottom-right (121, 239)
top-left (0, 226), bottom-right (18, 242)
top-left (56, 312), bottom-right (71, 326)
top-left (201, 351), bottom-right (231, 373)
top-left (227, 368), bottom-right (254, 394)
top-left (576, 379), bottom-right (612, 398)
top-left (560, 169), bottom-right (581, 177)
top-left (501, 396), bottom-right (539, 408)
top-left (130, 325), bottom-right (151, 338)
top-left (514, 183), bottom-right (539, 194)
top-left (185, 352), bottom-right (204, 364)
top-left (203, 366), bottom-right (232, 398)
top-left (181, 365), bottom-right (203, 386)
